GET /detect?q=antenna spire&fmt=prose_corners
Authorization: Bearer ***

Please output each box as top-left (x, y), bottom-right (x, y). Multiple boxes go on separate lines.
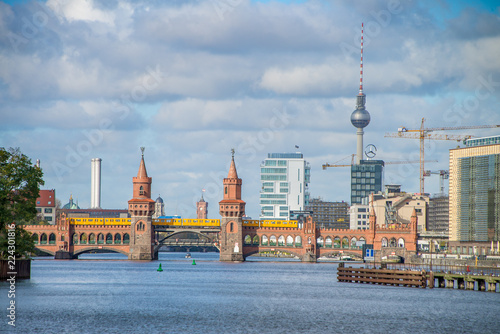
top-left (359, 22), bottom-right (364, 95)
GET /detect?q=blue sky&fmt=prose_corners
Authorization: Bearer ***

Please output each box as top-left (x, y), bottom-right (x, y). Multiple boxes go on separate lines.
top-left (1, 0), bottom-right (499, 218)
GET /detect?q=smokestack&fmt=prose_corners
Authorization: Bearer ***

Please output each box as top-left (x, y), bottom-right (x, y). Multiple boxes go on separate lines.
top-left (91, 158), bottom-right (102, 209)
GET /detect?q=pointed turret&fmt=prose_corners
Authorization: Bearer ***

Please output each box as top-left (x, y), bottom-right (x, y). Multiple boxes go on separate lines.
top-left (219, 149), bottom-right (245, 218)
top-left (227, 150), bottom-right (238, 179)
top-left (137, 154), bottom-right (148, 179)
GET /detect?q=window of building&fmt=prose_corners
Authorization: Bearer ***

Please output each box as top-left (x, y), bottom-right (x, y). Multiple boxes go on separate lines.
top-left (37, 201), bottom-right (40, 205)
top-left (44, 208), bottom-right (52, 213)
top-left (46, 216), bottom-right (52, 221)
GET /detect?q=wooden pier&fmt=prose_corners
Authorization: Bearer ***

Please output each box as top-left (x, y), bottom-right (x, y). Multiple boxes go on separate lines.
top-left (337, 266), bottom-right (427, 288)
top-left (337, 264), bottom-right (500, 292)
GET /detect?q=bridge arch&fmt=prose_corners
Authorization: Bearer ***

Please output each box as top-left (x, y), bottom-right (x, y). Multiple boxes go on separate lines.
top-left (32, 233), bottom-right (39, 244)
top-left (114, 233), bottom-right (122, 244)
top-left (73, 247), bottom-right (129, 257)
top-left (49, 233), bottom-right (56, 244)
top-left (34, 246), bottom-right (55, 256)
top-left (89, 233), bottom-right (96, 245)
top-left (243, 248), bottom-right (302, 260)
top-left (80, 233), bottom-right (88, 245)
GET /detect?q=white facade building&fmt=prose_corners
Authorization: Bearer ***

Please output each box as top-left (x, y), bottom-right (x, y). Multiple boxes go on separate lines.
top-left (349, 204), bottom-right (370, 230)
top-left (259, 153), bottom-right (310, 220)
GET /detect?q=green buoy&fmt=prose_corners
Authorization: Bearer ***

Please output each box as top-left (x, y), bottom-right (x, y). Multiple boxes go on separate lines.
top-left (192, 259), bottom-right (196, 265)
top-left (157, 263), bottom-right (163, 272)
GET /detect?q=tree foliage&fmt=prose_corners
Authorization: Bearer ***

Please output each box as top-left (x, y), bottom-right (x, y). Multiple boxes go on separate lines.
top-left (0, 147), bottom-right (44, 258)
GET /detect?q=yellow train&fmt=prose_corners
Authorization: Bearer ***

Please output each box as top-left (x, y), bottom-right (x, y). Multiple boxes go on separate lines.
top-left (69, 218), bottom-right (131, 225)
top-left (243, 220), bottom-right (298, 228)
top-left (68, 217), bottom-right (298, 228)
top-left (152, 218), bottom-right (220, 227)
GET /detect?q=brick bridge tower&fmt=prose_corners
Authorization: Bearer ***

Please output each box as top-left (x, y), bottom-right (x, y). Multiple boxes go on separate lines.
top-left (128, 147), bottom-right (156, 260)
top-left (219, 149), bottom-right (245, 261)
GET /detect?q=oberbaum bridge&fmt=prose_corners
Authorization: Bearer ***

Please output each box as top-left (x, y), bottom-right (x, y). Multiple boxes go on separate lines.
top-left (23, 150), bottom-right (419, 263)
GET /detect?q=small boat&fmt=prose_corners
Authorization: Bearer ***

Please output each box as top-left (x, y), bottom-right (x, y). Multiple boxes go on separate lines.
top-left (185, 253), bottom-right (191, 258)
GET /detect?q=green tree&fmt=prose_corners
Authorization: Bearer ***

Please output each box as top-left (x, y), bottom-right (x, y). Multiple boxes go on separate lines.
top-left (0, 147), bottom-right (44, 259)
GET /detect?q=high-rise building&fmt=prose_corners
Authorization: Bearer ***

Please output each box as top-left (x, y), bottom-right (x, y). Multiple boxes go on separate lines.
top-left (351, 160), bottom-right (384, 205)
top-left (428, 196), bottom-right (449, 233)
top-left (259, 153), bottom-right (311, 220)
top-left (449, 136), bottom-right (500, 243)
top-left (305, 198), bottom-right (349, 229)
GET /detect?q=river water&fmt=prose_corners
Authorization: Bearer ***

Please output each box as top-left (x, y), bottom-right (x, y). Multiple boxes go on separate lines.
top-left (2, 252), bottom-right (499, 334)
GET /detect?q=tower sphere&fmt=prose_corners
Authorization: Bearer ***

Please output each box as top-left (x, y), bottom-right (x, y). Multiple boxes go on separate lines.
top-left (351, 107), bottom-right (370, 128)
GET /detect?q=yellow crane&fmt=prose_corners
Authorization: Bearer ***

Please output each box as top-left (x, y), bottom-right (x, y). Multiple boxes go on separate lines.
top-left (384, 118), bottom-right (500, 194)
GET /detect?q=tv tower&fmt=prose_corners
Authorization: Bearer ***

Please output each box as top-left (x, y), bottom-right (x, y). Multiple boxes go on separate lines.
top-left (350, 23), bottom-right (370, 165)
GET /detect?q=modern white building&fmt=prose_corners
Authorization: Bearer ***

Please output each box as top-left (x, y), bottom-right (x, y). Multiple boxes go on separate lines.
top-left (349, 204), bottom-right (370, 230)
top-left (259, 153), bottom-right (310, 220)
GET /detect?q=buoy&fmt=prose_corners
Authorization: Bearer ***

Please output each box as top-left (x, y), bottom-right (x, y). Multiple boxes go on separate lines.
top-left (157, 263), bottom-right (163, 272)
top-left (192, 259), bottom-right (196, 265)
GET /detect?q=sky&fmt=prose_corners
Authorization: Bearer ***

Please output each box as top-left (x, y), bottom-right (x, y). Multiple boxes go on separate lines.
top-left (1, 0), bottom-right (500, 219)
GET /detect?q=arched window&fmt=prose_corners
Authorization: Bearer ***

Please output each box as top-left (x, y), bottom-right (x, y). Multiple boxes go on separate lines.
top-left (333, 237), bottom-right (341, 248)
top-left (225, 187), bottom-right (227, 195)
top-left (230, 222), bottom-right (234, 232)
top-left (114, 233), bottom-right (122, 244)
top-left (139, 186), bottom-right (144, 195)
top-left (106, 233), bottom-right (113, 244)
top-left (49, 233), bottom-right (56, 244)
top-left (72, 233), bottom-right (78, 245)
top-left (342, 237), bottom-right (349, 248)
top-left (269, 235), bottom-right (277, 246)
top-left (97, 233), bottom-right (104, 244)
top-left (325, 237), bottom-right (332, 248)
top-left (40, 233), bottom-right (47, 245)
top-left (253, 235), bottom-right (259, 245)
top-left (89, 233), bottom-right (96, 244)
top-left (137, 222), bottom-right (144, 231)
top-left (294, 236), bottom-right (302, 247)
top-left (244, 235), bottom-right (252, 245)
top-left (80, 233), bottom-right (87, 244)
top-left (32, 233), bottom-right (39, 245)
top-left (278, 235), bottom-right (285, 246)
top-left (317, 236), bottom-right (324, 247)
top-left (389, 238), bottom-right (397, 247)
top-left (123, 233), bottom-right (130, 244)
top-left (350, 237), bottom-right (357, 248)
top-left (286, 235), bottom-right (293, 247)
top-left (398, 238), bottom-right (405, 248)
top-left (381, 237), bottom-right (388, 247)
top-left (261, 235), bottom-right (268, 246)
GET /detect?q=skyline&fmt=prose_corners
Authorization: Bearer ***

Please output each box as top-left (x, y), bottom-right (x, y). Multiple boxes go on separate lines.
top-left (1, 0), bottom-right (500, 218)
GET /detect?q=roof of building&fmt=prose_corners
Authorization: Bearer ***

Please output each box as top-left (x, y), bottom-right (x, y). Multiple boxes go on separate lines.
top-left (36, 189), bottom-right (55, 207)
top-left (156, 195), bottom-right (164, 203)
top-left (62, 194), bottom-right (80, 210)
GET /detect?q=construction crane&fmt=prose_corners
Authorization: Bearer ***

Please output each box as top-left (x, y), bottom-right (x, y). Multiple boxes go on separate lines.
top-left (423, 170), bottom-right (449, 195)
top-left (322, 156), bottom-right (437, 169)
top-left (384, 118), bottom-right (500, 194)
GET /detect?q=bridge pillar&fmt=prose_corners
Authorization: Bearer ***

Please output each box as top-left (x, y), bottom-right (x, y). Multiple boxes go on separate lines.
top-left (55, 250), bottom-right (75, 259)
top-left (219, 217), bottom-right (244, 262)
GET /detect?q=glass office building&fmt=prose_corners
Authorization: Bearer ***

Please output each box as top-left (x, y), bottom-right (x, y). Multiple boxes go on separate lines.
top-left (350, 160), bottom-right (384, 205)
top-left (449, 136), bottom-right (500, 242)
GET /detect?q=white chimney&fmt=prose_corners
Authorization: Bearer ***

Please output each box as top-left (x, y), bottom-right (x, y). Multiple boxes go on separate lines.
top-left (91, 158), bottom-right (102, 208)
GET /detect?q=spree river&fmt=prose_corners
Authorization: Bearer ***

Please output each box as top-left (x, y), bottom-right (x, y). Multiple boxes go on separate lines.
top-left (2, 252), bottom-right (499, 334)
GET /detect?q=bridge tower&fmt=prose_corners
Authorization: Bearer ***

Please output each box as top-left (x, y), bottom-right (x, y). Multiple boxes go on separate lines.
top-left (128, 147), bottom-right (156, 260)
top-left (218, 149), bottom-right (245, 261)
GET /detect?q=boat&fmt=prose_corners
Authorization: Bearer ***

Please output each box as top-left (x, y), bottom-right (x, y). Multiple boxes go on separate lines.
top-left (185, 253), bottom-right (191, 258)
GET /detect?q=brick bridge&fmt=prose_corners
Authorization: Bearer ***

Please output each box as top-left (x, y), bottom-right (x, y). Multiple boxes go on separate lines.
top-left (22, 151), bottom-right (418, 262)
